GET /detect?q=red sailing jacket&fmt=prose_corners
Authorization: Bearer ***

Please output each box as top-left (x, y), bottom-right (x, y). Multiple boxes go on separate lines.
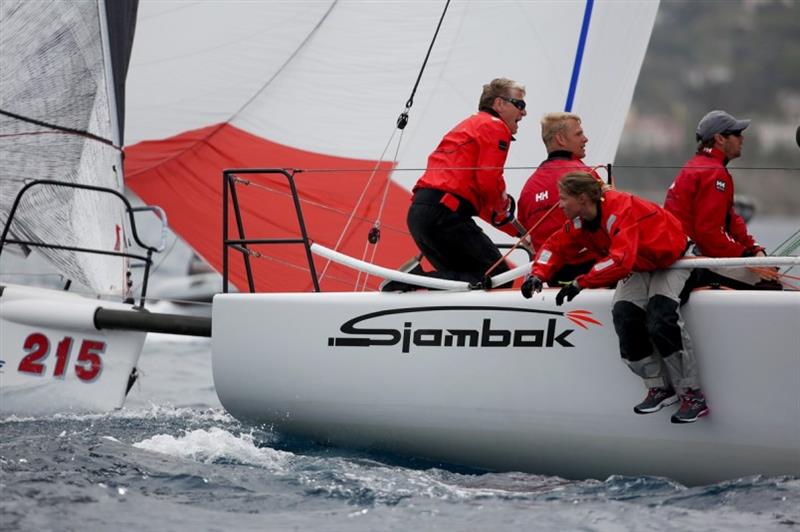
top-left (664, 148), bottom-right (761, 257)
top-left (518, 151), bottom-right (601, 250)
top-left (413, 111), bottom-right (517, 237)
top-left (532, 190), bottom-right (687, 288)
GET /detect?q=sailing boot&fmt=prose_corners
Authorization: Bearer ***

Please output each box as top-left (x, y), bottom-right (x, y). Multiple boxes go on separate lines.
top-left (633, 386), bottom-right (678, 414)
top-left (670, 389), bottom-right (709, 424)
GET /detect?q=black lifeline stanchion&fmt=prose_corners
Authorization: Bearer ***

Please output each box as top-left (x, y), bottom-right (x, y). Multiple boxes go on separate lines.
top-left (223, 171), bottom-right (257, 293)
top-left (222, 168), bottom-right (321, 293)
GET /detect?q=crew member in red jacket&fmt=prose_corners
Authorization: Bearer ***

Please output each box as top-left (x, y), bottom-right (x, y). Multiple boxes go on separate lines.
top-left (383, 78), bottom-right (529, 291)
top-left (521, 172), bottom-right (709, 424)
top-left (664, 110), bottom-right (775, 289)
top-left (518, 112), bottom-right (602, 284)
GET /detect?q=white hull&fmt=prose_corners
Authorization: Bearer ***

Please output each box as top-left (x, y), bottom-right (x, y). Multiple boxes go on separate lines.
top-left (0, 284), bottom-right (146, 416)
top-left (212, 289), bottom-right (800, 485)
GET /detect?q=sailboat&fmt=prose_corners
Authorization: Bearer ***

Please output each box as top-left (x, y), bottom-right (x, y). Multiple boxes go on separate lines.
top-left (114, 1), bottom-right (800, 483)
top-left (0, 1), bottom-right (208, 415)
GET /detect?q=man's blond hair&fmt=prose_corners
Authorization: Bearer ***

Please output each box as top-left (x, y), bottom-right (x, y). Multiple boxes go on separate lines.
top-left (541, 112), bottom-right (581, 148)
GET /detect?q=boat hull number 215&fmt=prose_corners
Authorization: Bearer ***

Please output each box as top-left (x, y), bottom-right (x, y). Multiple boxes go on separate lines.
top-left (17, 333), bottom-right (105, 382)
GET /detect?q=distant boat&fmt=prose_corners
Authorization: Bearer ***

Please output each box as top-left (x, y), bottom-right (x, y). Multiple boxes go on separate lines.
top-left (0, 1), bottom-right (205, 415)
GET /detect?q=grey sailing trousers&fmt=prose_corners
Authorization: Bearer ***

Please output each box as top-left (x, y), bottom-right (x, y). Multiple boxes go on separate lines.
top-left (611, 264), bottom-right (700, 394)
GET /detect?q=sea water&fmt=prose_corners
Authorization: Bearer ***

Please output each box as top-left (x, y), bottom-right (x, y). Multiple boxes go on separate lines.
top-left (3, 335), bottom-right (799, 531)
top-left (2, 218), bottom-right (798, 531)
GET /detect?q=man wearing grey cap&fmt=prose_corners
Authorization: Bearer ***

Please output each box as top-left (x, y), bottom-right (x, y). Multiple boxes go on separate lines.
top-left (664, 110), bottom-right (774, 288)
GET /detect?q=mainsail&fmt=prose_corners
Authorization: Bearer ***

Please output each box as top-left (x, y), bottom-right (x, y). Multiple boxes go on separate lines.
top-left (0, 0), bottom-right (137, 296)
top-left (124, 1), bottom-right (659, 292)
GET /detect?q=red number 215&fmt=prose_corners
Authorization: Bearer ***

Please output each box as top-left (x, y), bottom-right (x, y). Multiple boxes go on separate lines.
top-left (18, 333), bottom-right (104, 382)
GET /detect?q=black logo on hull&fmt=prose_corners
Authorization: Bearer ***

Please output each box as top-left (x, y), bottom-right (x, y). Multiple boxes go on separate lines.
top-left (327, 306), bottom-right (598, 354)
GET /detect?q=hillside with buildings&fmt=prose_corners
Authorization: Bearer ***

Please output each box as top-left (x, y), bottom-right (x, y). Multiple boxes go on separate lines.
top-left (615, 0), bottom-right (799, 214)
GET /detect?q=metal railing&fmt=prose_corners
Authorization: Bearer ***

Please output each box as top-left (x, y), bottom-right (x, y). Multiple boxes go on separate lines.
top-left (0, 180), bottom-right (161, 307)
top-left (222, 168), bottom-right (319, 293)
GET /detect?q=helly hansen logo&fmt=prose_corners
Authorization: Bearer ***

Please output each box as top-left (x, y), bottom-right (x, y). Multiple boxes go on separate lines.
top-left (498, 140), bottom-right (508, 151)
top-left (715, 179), bottom-right (726, 191)
top-left (535, 190), bottom-right (549, 202)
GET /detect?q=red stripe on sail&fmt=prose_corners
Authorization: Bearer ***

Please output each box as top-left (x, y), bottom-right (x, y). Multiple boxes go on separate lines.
top-left (125, 123), bottom-right (418, 292)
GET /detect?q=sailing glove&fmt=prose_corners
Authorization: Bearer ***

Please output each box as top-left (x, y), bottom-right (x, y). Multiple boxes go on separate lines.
top-left (520, 274), bottom-right (543, 299)
top-left (491, 194), bottom-right (516, 227)
top-left (555, 280), bottom-right (582, 306)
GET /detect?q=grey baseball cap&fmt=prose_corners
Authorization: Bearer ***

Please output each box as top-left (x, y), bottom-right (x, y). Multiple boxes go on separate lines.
top-left (696, 110), bottom-right (750, 142)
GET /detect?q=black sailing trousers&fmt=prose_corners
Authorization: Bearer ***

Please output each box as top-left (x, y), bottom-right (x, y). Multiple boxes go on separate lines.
top-left (407, 191), bottom-right (511, 287)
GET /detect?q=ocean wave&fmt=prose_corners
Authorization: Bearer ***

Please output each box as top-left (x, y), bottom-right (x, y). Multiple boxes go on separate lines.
top-left (133, 427), bottom-right (293, 472)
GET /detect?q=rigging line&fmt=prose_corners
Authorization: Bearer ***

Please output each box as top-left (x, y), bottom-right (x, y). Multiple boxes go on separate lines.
top-left (772, 227), bottom-right (800, 255)
top-left (237, 179), bottom-right (410, 236)
top-left (354, 237), bottom-right (373, 292)
top-left (483, 203), bottom-right (559, 279)
top-left (318, 127), bottom-right (400, 283)
top-left (351, 1), bottom-right (452, 290)
top-left (325, 0), bottom-right (451, 280)
top-left (233, 247), bottom-right (356, 287)
top-left (228, 1), bottom-right (338, 122)
top-left (483, 168), bottom-right (610, 279)
top-left (748, 267), bottom-right (800, 282)
top-left (360, 128), bottom-right (408, 291)
top-left (269, 164), bottom-right (800, 173)
top-left (612, 165), bottom-right (800, 171)
top-left (402, 0), bottom-right (451, 110)
top-left (0, 109), bottom-right (120, 150)
top-left (373, 128), bottom-right (407, 230)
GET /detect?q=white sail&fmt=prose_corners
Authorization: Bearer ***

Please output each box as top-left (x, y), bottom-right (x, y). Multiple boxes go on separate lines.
top-left (123, 0), bottom-right (659, 292)
top-left (0, 0), bottom-right (126, 296)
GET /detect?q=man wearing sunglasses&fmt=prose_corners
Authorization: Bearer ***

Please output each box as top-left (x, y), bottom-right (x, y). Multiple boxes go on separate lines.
top-left (664, 110), bottom-right (776, 288)
top-left (381, 78), bottom-right (529, 291)
top-left (517, 112), bottom-right (603, 285)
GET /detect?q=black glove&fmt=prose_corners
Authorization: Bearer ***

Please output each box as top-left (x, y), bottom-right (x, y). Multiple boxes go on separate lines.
top-left (555, 280), bottom-right (582, 306)
top-left (520, 274), bottom-right (543, 299)
top-left (491, 195), bottom-right (516, 227)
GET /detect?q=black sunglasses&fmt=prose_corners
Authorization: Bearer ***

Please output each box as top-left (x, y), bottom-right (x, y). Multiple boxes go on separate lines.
top-left (721, 130), bottom-right (743, 137)
top-left (500, 96), bottom-right (526, 111)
